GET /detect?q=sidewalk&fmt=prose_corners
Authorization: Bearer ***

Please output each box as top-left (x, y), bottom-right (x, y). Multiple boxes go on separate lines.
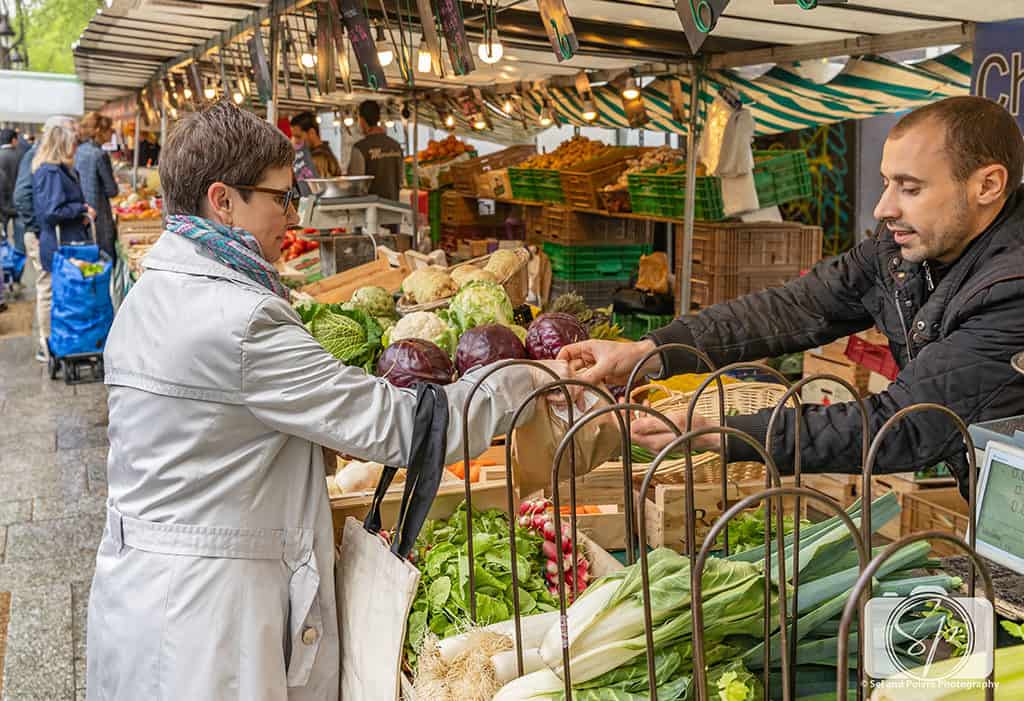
top-left (0, 267), bottom-right (107, 701)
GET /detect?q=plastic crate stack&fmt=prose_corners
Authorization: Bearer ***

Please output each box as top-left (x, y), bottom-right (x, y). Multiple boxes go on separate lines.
top-left (540, 207), bottom-right (652, 308)
top-left (679, 221), bottom-right (824, 309)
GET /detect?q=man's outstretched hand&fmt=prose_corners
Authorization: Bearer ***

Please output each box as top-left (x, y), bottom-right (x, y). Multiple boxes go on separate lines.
top-left (556, 338), bottom-right (662, 388)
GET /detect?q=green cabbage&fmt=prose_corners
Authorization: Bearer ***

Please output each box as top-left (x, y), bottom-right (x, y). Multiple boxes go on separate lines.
top-left (296, 303), bottom-right (383, 371)
top-left (447, 280), bottom-right (513, 334)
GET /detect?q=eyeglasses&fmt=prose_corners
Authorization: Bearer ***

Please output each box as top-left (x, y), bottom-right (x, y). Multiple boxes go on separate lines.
top-left (230, 185), bottom-right (300, 213)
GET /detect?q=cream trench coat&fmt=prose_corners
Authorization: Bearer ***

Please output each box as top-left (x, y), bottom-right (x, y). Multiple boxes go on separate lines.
top-left (86, 233), bottom-right (536, 700)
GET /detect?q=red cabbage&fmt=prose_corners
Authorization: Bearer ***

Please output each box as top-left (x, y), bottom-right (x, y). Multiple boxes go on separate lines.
top-left (376, 339), bottom-right (455, 388)
top-left (526, 312), bottom-right (588, 360)
top-left (455, 324), bottom-right (527, 375)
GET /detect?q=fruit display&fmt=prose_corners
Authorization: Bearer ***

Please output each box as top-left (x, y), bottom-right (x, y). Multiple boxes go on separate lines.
top-left (602, 146), bottom-right (685, 193)
top-left (113, 191), bottom-right (162, 220)
top-left (408, 134), bottom-right (473, 165)
top-left (518, 136), bottom-right (609, 171)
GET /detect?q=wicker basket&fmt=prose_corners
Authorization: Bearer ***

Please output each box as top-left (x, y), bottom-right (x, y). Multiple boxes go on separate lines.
top-left (395, 247), bottom-right (530, 315)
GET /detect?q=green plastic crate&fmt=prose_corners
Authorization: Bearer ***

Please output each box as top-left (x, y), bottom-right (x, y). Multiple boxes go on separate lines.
top-left (752, 150), bottom-right (812, 208)
top-left (428, 189), bottom-right (444, 243)
top-left (509, 167), bottom-right (564, 203)
top-left (612, 312), bottom-right (675, 341)
top-left (543, 242), bottom-right (651, 281)
top-left (627, 167), bottom-right (726, 221)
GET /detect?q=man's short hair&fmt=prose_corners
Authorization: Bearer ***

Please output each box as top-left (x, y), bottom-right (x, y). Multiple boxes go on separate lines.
top-left (160, 99), bottom-right (295, 216)
top-left (0, 129), bottom-right (15, 145)
top-left (892, 96), bottom-right (1024, 188)
top-left (359, 101), bottom-right (381, 127)
top-left (290, 111), bottom-right (319, 135)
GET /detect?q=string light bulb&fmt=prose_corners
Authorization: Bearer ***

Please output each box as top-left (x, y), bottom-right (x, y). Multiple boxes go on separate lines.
top-left (384, 108), bottom-right (396, 129)
top-left (343, 112), bottom-right (355, 127)
top-left (301, 52), bottom-right (316, 68)
top-left (472, 113), bottom-right (487, 130)
top-left (477, 28), bottom-right (503, 64)
top-left (417, 39), bottom-right (432, 73)
top-left (183, 87), bottom-right (192, 99)
top-left (233, 90), bottom-right (244, 104)
top-left (203, 81), bottom-right (216, 100)
top-left (376, 25), bottom-right (394, 67)
top-left (621, 77), bottom-right (640, 101)
top-left (444, 112), bottom-right (455, 128)
top-left (502, 96), bottom-right (514, 114)
top-left (581, 98), bottom-right (598, 122)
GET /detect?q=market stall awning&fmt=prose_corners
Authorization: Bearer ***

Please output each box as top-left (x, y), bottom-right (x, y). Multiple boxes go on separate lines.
top-left (72, 1), bottom-right (1016, 125)
top-left (0, 69), bottom-right (84, 123)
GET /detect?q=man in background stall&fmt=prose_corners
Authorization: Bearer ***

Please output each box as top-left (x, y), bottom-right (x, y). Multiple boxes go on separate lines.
top-left (347, 100), bottom-right (403, 202)
top-left (289, 111), bottom-right (342, 179)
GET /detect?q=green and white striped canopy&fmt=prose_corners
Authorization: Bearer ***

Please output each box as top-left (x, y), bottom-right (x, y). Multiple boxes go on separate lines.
top-left (511, 46), bottom-right (973, 138)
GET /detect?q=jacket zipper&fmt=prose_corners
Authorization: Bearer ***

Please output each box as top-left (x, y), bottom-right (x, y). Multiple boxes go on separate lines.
top-left (894, 288), bottom-right (915, 361)
top-left (923, 261), bottom-right (935, 292)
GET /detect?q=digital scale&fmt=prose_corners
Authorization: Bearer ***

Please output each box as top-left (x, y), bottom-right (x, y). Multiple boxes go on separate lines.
top-left (965, 352), bottom-right (1024, 575)
top-left (296, 194), bottom-right (412, 277)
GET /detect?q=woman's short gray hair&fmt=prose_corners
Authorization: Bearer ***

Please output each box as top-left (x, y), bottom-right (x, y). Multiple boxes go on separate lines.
top-left (160, 100), bottom-right (295, 216)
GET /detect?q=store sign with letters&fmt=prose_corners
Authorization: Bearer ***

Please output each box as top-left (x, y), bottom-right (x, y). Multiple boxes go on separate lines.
top-left (972, 19), bottom-right (1024, 133)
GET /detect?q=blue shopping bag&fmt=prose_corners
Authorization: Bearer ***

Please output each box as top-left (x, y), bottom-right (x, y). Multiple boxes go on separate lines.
top-left (49, 243), bottom-right (114, 357)
top-left (1, 238), bottom-right (25, 283)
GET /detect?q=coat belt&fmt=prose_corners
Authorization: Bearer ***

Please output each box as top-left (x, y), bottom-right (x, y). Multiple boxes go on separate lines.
top-left (106, 504), bottom-right (313, 568)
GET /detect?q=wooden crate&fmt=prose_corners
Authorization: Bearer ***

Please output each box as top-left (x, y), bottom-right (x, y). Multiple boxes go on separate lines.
top-left (449, 144), bottom-right (536, 197)
top-left (560, 147), bottom-right (646, 211)
top-left (900, 487), bottom-right (969, 556)
top-left (477, 168), bottom-right (513, 200)
top-left (330, 449), bottom-right (514, 547)
top-left (440, 191), bottom-right (477, 225)
top-left (299, 254), bottom-right (408, 304)
top-left (871, 472), bottom-right (958, 541)
top-left (801, 352), bottom-right (870, 402)
top-left (802, 473), bottom-right (860, 510)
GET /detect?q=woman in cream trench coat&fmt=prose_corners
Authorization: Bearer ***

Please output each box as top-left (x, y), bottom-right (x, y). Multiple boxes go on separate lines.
top-left (86, 102), bottom-right (563, 700)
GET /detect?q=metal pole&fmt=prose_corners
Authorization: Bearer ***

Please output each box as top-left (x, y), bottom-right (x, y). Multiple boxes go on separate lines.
top-left (679, 66), bottom-right (701, 315)
top-left (268, 11), bottom-right (279, 126)
top-left (412, 97), bottom-right (420, 250)
top-left (131, 111), bottom-right (141, 191)
top-left (159, 99), bottom-right (167, 151)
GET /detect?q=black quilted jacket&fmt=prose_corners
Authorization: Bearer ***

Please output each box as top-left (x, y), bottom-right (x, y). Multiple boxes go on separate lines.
top-left (649, 185), bottom-right (1024, 499)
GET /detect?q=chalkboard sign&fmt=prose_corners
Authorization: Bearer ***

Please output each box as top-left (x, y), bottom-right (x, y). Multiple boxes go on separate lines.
top-left (334, 0), bottom-right (387, 90)
top-left (330, 6), bottom-right (353, 94)
top-left (675, 0), bottom-right (731, 55)
top-left (248, 28), bottom-right (273, 103)
top-left (315, 0), bottom-right (335, 96)
top-left (537, 0), bottom-right (578, 62)
top-left (436, 0), bottom-right (475, 76)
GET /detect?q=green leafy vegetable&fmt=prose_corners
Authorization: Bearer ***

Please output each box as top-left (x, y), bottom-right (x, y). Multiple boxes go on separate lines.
top-left (296, 302), bottom-right (383, 371)
top-left (447, 280), bottom-right (514, 334)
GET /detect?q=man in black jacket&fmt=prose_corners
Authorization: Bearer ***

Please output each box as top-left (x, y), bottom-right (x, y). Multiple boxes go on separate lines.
top-left (560, 96), bottom-right (1024, 499)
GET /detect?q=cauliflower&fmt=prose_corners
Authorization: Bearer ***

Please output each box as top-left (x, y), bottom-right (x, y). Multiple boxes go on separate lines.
top-left (402, 269), bottom-right (458, 304)
top-left (387, 311), bottom-right (457, 355)
top-left (350, 286), bottom-right (395, 318)
top-left (483, 249), bottom-right (522, 281)
top-left (451, 265), bottom-right (498, 288)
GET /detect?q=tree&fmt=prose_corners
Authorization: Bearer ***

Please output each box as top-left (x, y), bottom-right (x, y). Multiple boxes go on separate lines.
top-left (19, 0), bottom-right (98, 74)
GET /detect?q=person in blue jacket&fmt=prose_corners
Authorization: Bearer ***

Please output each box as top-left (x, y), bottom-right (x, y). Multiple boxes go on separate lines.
top-left (75, 112), bottom-right (119, 259)
top-left (29, 121), bottom-right (94, 361)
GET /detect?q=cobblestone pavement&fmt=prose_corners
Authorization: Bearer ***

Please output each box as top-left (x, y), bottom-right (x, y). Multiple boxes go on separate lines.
top-left (1, 270), bottom-right (107, 701)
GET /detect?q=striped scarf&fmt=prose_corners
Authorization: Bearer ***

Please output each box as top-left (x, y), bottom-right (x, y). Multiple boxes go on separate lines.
top-left (165, 214), bottom-right (290, 301)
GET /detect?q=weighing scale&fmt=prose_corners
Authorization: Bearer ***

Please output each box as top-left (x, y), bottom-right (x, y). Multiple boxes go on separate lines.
top-left (296, 194), bottom-right (412, 277)
top-left (966, 353), bottom-right (1024, 576)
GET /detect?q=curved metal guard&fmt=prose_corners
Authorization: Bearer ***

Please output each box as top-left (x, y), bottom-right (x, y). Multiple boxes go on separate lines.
top-left (500, 378), bottom-right (616, 680)
top-left (835, 532), bottom-right (996, 701)
top-left (766, 372), bottom-right (870, 699)
top-left (642, 425), bottom-right (792, 701)
top-left (694, 485), bottom-right (870, 701)
top-left (458, 359), bottom-right (571, 621)
top-left (549, 402), bottom-right (682, 694)
top-left (864, 404), bottom-right (979, 596)
top-left (623, 343), bottom-right (722, 563)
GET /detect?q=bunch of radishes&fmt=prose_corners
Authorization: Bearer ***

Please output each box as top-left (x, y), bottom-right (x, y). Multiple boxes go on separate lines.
top-left (517, 497), bottom-right (590, 601)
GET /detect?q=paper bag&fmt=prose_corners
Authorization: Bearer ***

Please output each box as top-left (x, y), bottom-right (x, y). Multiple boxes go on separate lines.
top-left (511, 391), bottom-right (622, 495)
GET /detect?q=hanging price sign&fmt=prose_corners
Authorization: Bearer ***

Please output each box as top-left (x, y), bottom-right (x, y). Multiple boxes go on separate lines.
top-left (248, 28), bottom-right (273, 103)
top-left (537, 0), bottom-right (578, 62)
top-left (315, 0), bottom-right (335, 96)
top-left (675, 0), bottom-right (730, 55)
top-left (334, 0), bottom-right (388, 90)
top-left (436, 0), bottom-right (475, 75)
